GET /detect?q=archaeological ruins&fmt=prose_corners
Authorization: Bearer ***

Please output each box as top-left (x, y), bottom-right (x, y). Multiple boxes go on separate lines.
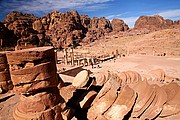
top-left (0, 46), bottom-right (180, 120)
top-left (0, 9), bottom-right (180, 120)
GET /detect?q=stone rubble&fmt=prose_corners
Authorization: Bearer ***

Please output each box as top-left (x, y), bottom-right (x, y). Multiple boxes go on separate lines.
top-left (87, 70), bottom-right (180, 120)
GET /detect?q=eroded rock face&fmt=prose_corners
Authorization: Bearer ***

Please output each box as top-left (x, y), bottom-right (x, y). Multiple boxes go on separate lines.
top-left (82, 17), bottom-right (112, 43)
top-left (80, 15), bottom-right (91, 29)
top-left (1, 10), bottom-right (128, 48)
top-left (2, 10), bottom-right (179, 49)
top-left (42, 10), bottom-right (85, 48)
top-left (2, 10), bottom-right (86, 49)
top-left (2, 11), bottom-right (43, 47)
top-left (173, 20), bottom-right (180, 28)
top-left (134, 15), bottom-right (173, 31)
top-left (0, 22), bottom-right (16, 47)
top-left (4, 11), bottom-right (38, 38)
top-left (3, 11), bottom-right (38, 24)
top-left (90, 17), bottom-right (112, 31)
top-left (111, 18), bottom-right (129, 32)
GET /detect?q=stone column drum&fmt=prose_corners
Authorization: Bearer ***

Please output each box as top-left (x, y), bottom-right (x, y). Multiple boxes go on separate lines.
top-left (6, 47), bottom-right (71, 120)
top-left (0, 52), bottom-right (13, 93)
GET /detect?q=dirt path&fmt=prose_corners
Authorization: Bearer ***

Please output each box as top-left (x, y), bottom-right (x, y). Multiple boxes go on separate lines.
top-left (84, 55), bottom-right (180, 78)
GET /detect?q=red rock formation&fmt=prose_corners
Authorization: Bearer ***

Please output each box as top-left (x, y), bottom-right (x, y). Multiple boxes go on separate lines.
top-left (4, 11), bottom-right (38, 38)
top-left (80, 15), bottom-right (91, 29)
top-left (134, 15), bottom-right (173, 31)
top-left (82, 17), bottom-right (112, 43)
top-left (163, 19), bottom-right (173, 29)
top-left (111, 18), bottom-right (129, 32)
top-left (90, 17), bottom-right (112, 31)
top-left (2, 11), bottom-right (41, 47)
top-left (3, 10), bottom-right (179, 49)
top-left (0, 22), bottom-right (16, 47)
top-left (173, 20), bottom-right (180, 28)
top-left (1, 10), bottom-right (128, 48)
top-left (3, 11), bottom-right (38, 24)
top-left (41, 10), bottom-right (85, 48)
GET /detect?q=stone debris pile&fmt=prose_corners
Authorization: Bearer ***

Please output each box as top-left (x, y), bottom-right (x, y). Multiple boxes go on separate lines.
top-left (0, 52), bottom-right (13, 93)
top-left (58, 69), bottom-right (180, 120)
top-left (59, 69), bottom-right (98, 119)
top-left (87, 70), bottom-right (180, 120)
top-left (5, 47), bottom-right (73, 120)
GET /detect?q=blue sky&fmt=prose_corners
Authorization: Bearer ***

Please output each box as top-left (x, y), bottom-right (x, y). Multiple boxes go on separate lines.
top-left (0, 0), bottom-right (180, 28)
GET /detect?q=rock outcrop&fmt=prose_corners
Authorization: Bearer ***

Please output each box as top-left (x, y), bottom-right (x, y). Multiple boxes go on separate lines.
top-left (111, 18), bottom-right (129, 32)
top-left (80, 15), bottom-right (91, 29)
top-left (3, 11), bottom-right (38, 24)
top-left (41, 10), bottom-right (85, 48)
top-left (82, 17), bottom-right (112, 43)
top-left (173, 20), bottom-right (180, 28)
top-left (0, 22), bottom-right (16, 47)
top-left (2, 11), bottom-right (43, 47)
top-left (0, 10), bottom-right (131, 49)
top-left (4, 11), bottom-right (38, 38)
top-left (2, 10), bottom-right (180, 49)
top-left (134, 15), bottom-right (174, 31)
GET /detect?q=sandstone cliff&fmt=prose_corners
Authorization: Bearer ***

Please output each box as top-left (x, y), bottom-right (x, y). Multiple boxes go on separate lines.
top-left (134, 15), bottom-right (179, 32)
top-left (1, 11), bottom-right (179, 49)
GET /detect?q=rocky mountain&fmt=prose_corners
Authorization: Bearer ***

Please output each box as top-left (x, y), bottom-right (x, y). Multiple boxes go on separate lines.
top-left (0, 11), bottom-right (179, 49)
top-left (0, 10), bottom-right (129, 49)
top-left (38, 10), bottom-right (85, 48)
top-left (134, 15), bottom-right (180, 32)
top-left (111, 18), bottom-right (129, 32)
top-left (82, 17), bottom-right (113, 43)
top-left (2, 11), bottom-right (42, 47)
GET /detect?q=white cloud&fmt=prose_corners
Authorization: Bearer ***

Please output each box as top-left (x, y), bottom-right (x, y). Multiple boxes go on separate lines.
top-left (106, 15), bottom-right (116, 20)
top-left (1, 0), bottom-right (113, 15)
top-left (106, 12), bottom-right (128, 20)
top-left (158, 9), bottom-right (180, 19)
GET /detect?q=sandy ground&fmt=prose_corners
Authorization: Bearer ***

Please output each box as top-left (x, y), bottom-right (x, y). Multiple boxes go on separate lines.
top-left (77, 28), bottom-right (180, 56)
top-left (84, 55), bottom-right (180, 79)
